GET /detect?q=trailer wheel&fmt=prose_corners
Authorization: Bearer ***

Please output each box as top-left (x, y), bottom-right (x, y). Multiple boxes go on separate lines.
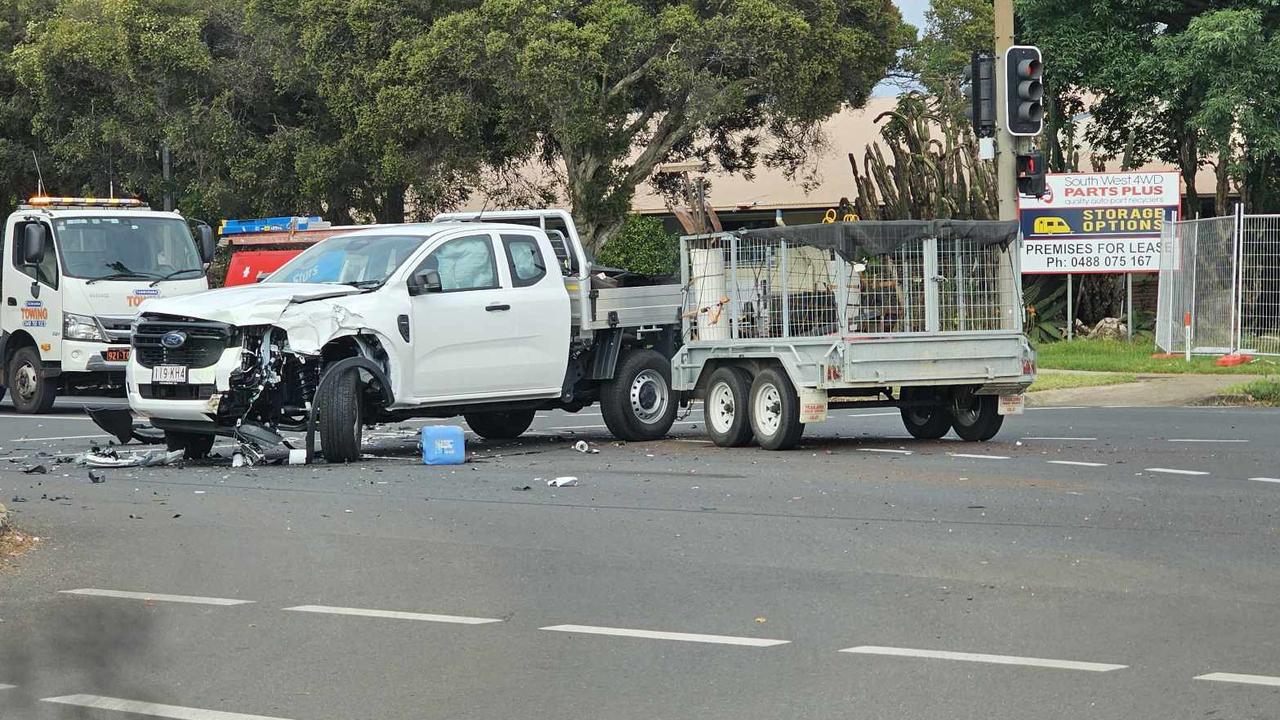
top-left (704, 366), bottom-right (754, 447)
top-left (165, 431), bottom-right (215, 460)
top-left (318, 366), bottom-right (363, 463)
top-left (9, 346), bottom-right (57, 414)
top-left (601, 349), bottom-right (677, 441)
top-left (950, 388), bottom-right (1003, 441)
top-left (464, 410), bottom-right (536, 440)
top-left (899, 387), bottom-right (953, 440)
top-left (749, 368), bottom-right (804, 451)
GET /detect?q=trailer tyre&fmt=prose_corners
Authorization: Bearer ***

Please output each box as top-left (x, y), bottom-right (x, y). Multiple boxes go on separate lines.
top-left (9, 346), bottom-right (57, 414)
top-left (704, 366), bottom-right (754, 447)
top-left (749, 368), bottom-right (804, 451)
top-left (166, 431), bottom-right (215, 460)
top-left (950, 389), bottom-right (1003, 441)
top-left (601, 349), bottom-right (677, 442)
top-left (899, 387), bottom-right (953, 440)
top-left (465, 410), bottom-right (536, 440)
top-left (318, 366), bottom-right (363, 463)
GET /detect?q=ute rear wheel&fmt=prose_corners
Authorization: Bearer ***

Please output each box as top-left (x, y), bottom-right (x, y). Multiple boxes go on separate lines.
top-left (318, 366), bottom-right (364, 463)
top-left (465, 410), bottom-right (536, 440)
top-left (749, 368), bottom-right (804, 451)
top-left (9, 346), bottom-right (57, 414)
top-left (950, 388), bottom-right (1003, 441)
top-left (600, 349), bottom-right (677, 442)
top-left (704, 366), bottom-right (754, 447)
top-left (166, 431), bottom-right (216, 460)
top-left (899, 387), bottom-right (953, 440)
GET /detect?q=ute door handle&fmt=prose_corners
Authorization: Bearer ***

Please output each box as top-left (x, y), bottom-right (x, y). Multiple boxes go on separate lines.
top-left (485, 303), bottom-right (511, 312)
top-left (5, 297), bottom-right (14, 306)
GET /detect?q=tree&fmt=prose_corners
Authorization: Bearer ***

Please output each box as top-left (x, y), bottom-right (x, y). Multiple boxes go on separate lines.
top-left (406, 0), bottom-right (908, 252)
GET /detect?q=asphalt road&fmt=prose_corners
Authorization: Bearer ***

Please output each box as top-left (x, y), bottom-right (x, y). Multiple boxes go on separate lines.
top-left (1, 396), bottom-right (1279, 720)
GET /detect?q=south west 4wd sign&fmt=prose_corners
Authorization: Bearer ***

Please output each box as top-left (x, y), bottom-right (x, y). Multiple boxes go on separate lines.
top-left (1018, 171), bottom-right (1181, 274)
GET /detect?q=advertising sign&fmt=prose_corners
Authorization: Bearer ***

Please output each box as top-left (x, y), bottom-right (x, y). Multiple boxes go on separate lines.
top-left (1019, 171), bottom-right (1180, 274)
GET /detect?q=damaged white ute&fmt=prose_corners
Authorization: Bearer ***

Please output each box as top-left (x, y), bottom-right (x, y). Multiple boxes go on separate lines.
top-left (126, 214), bottom-right (685, 462)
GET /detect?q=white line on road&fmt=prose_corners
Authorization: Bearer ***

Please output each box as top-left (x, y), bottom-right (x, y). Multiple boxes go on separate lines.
top-left (859, 448), bottom-right (913, 455)
top-left (0, 684), bottom-right (14, 690)
top-left (43, 695), bottom-right (293, 720)
top-left (1195, 672), bottom-right (1280, 687)
top-left (1251, 477), bottom-right (1280, 484)
top-left (547, 420), bottom-right (701, 431)
top-left (1048, 460), bottom-right (1108, 467)
top-left (1168, 438), bottom-right (1248, 443)
top-left (0, 414), bottom-right (100, 421)
top-left (285, 604), bottom-right (502, 625)
top-left (949, 453), bottom-right (1011, 460)
top-left (540, 624), bottom-right (789, 647)
top-left (1144, 467), bottom-right (1210, 476)
top-left (846, 411), bottom-right (899, 418)
top-left (839, 646), bottom-right (1126, 672)
top-left (1027, 406), bottom-right (1086, 411)
top-left (15, 433), bottom-right (110, 442)
top-left (1023, 436), bottom-right (1097, 441)
top-left (60, 589), bottom-right (253, 606)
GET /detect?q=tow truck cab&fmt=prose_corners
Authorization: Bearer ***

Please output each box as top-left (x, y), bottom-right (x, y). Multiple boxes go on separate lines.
top-left (0, 197), bottom-right (216, 413)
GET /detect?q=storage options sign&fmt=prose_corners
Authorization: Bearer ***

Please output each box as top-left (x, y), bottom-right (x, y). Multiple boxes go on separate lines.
top-left (1018, 171), bottom-right (1180, 274)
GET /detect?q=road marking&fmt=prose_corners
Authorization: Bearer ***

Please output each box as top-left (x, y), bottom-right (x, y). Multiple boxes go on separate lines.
top-left (1195, 672), bottom-right (1280, 687)
top-left (547, 420), bottom-right (701, 431)
top-left (60, 589), bottom-right (253, 606)
top-left (42, 695), bottom-right (293, 720)
top-left (1168, 438), bottom-right (1248, 444)
top-left (0, 684), bottom-right (14, 690)
top-left (1144, 467), bottom-right (1210, 476)
top-left (846, 411), bottom-right (899, 418)
top-left (1027, 406), bottom-right (1086, 411)
top-left (1048, 460), bottom-right (1108, 467)
top-left (540, 624), bottom-right (789, 647)
top-left (0, 414), bottom-right (101, 421)
top-left (285, 604), bottom-right (502, 625)
top-left (1023, 436), bottom-right (1097, 441)
top-left (1251, 477), bottom-right (1280, 484)
top-left (16, 433), bottom-right (110, 442)
top-left (949, 453), bottom-right (1011, 460)
top-left (859, 448), bottom-right (913, 455)
top-left (839, 646), bottom-right (1126, 672)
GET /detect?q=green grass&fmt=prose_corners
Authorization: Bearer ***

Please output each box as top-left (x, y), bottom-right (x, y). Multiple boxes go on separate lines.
top-left (1226, 376), bottom-right (1280, 405)
top-left (1035, 338), bottom-right (1279, 375)
top-left (1029, 370), bottom-right (1138, 392)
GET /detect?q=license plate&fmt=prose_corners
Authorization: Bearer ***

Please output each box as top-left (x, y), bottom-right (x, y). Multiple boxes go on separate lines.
top-left (103, 348), bottom-right (130, 362)
top-left (998, 394), bottom-right (1025, 415)
top-left (152, 365), bottom-right (188, 384)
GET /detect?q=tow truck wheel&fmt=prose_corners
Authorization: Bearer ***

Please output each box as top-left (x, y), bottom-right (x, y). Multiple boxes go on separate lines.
top-left (749, 368), bottom-right (804, 451)
top-left (8, 346), bottom-right (57, 414)
top-left (166, 431), bottom-right (215, 460)
top-left (899, 387), bottom-right (953, 440)
top-left (318, 366), bottom-right (363, 463)
top-left (950, 388), bottom-right (1003, 441)
top-left (465, 410), bottom-right (536, 440)
top-left (704, 366), bottom-right (754, 447)
top-left (600, 349), bottom-right (677, 442)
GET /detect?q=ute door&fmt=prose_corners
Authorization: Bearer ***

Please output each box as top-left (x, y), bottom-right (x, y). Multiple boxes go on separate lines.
top-left (494, 232), bottom-right (570, 394)
top-left (408, 232), bottom-right (518, 402)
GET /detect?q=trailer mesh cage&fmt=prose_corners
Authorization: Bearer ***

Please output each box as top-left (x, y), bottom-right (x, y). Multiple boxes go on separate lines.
top-left (680, 221), bottom-right (1022, 342)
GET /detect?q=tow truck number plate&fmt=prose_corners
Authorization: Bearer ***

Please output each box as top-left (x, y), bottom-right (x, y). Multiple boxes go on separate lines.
top-left (103, 348), bottom-right (130, 362)
top-left (152, 365), bottom-right (188, 384)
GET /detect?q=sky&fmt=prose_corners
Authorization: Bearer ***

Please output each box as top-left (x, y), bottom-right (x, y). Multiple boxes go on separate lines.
top-left (873, 0), bottom-right (929, 96)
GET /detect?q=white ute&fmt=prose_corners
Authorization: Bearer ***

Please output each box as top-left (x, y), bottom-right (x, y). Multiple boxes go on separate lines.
top-left (126, 210), bottom-right (685, 460)
top-left (0, 197), bottom-right (215, 413)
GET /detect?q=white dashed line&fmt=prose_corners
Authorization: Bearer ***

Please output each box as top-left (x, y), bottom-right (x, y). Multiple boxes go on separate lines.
top-left (0, 684), bottom-right (14, 690)
top-left (1168, 439), bottom-right (1248, 444)
top-left (949, 453), bottom-right (1011, 460)
top-left (846, 411), bottom-right (899, 418)
top-left (540, 624), bottom-right (789, 647)
top-left (1251, 477), bottom-right (1280, 484)
top-left (1194, 672), bottom-right (1280, 687)
top-left (1023, 436), bottom-right (1097, 441)
top-left (285, 605), bottom-right (502, 625)
top-left (859, 448), bottom-right (913, 455)
top-left (1047, 460), bottom-right (1108, 467)
top-left (1027, 406), bottom-right (1086, 411)
top-left (60, 589), bottom-right (253, 606)
top-left (1144, 467), bottom-right (1210, 476)
top-left (15, 433), bottom-right (110, 442)
top-left (42, 695), bottom-right (293, 720)
top-left (839, 646), bottom-right (1126, 672)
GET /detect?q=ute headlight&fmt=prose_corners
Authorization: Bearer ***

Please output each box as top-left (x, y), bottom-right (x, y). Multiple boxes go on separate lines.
top-left (64, 312), bottom-right (107, 342)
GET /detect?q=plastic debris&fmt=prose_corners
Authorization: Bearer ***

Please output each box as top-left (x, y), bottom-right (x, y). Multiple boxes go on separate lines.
top-left (546, 476), bottom-right (580, 487)
top-left (288, 448), bottom-right (307, 465)
top-left (22, 464), bottom-right (48, 474)
top-left (84, 448), bottom-right (184, 468)
top-left (573, 440), bottom-right (599, 454)
top-left (88, 470), bottom-right (105, 484)
top-left (231, 452), bottom-right (248, 468)
top-left (511, 485), bottom-right (531, 491)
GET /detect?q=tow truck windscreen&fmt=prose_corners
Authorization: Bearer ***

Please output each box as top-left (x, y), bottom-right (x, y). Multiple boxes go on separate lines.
top-left (266, 234), bottom-right (428, 287)
top-left (55, 217), bottom-right (204, 282)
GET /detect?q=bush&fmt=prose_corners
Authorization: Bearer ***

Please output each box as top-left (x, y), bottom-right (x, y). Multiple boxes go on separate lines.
top-left (595, 215), bottom-right (678, 276)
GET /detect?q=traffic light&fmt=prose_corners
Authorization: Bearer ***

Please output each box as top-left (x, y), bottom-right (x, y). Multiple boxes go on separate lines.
top-left (1016, 149), bottom-right (1046, 198)
top-left (1004, 45), bottom-right (1043, 136)
top-left (962, 52), bottom-right (996, 138)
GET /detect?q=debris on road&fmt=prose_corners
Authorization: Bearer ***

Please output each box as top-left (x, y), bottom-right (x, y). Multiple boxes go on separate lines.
top-left (84, 448), bottom-right (184, 468)
top-left (511, 485), bottom-right (531, 491)
top-left (21, 464), bottom-right (48, 474)
top-left (573, 440), bottom-right (599, 454)
top-left (546, 476), bottom-right (580, 487)
top-left (87, 470), bottom-right (105, 483)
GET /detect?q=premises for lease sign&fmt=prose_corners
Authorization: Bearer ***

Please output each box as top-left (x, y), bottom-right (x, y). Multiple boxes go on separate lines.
top-left (1018, 171), bottom-right (1181, 274)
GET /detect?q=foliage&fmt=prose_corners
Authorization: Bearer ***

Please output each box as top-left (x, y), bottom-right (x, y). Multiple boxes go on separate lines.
top-left (1226, 375), bottom-right (1280, 405)
top-left (594, 214), bottom-right (678, 277)
top-left (1029, 370), bottom-right (1136, 393)
top-left (1036, 338), bottom-right (1277, 375)
top-left (1022, 275), bottom-right (1065, 345)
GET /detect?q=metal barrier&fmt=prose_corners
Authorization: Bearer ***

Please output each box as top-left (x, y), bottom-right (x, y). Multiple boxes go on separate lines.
top-left (1157, 209), bottom-right (1280, 355)
top-left (681, 232), bottom-right (1020, 343)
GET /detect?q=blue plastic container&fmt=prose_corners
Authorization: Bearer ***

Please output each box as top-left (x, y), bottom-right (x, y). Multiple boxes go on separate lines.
top-left (421, 425), bottom-right (466, 465)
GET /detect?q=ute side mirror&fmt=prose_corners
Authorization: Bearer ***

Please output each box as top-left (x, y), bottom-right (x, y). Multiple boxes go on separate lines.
top-left (407, 269), bottom-right (443, 296)
top-left (196, 224), bottom-right (216, 263)
top-left (22, 223), bottom-right (47, 265)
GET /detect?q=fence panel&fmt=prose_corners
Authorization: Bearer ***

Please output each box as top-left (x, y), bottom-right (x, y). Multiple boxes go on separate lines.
top-left (1240, 216), bottom-right (1280, 355)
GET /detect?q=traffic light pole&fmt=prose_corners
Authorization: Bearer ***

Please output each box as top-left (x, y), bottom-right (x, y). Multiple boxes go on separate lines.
top-left (994, 0), bottom-right (1017, 223)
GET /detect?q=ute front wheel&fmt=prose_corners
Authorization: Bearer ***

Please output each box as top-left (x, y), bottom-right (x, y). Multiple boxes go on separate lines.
top-left (318, 366), bottom-right (364, 463)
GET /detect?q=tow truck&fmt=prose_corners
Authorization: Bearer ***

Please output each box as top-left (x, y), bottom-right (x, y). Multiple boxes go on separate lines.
top-left (0, 197), bottom-right (215, 412)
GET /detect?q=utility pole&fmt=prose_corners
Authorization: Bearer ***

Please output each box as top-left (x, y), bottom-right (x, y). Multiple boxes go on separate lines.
top-left (161, 143), bottom-right (173, 212)
top-left (994, 0), bottom-right (1017, 223)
